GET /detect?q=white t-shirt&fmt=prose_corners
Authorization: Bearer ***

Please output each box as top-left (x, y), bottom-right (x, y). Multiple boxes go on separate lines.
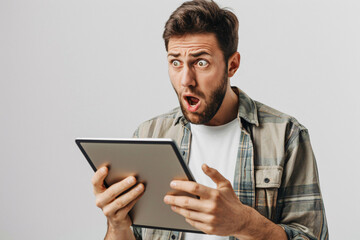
top-left (183, 118), bottom-right (241, 240)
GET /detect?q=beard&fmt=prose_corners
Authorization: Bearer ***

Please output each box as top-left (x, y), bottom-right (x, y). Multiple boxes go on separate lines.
top-left (175, 71), bottom-right (228, 125)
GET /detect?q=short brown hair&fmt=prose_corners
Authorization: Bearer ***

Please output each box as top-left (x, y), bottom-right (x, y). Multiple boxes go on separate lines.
top-left (163, 0), bottom-right (239, 61)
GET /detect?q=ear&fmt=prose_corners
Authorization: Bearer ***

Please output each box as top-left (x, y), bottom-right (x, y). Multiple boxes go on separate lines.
top-left (227, 52), bottom-right (240, 78)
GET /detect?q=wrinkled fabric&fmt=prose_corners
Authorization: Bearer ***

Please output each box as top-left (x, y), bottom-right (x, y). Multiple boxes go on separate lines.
top-left (132, 87), bottom-right (328, 240)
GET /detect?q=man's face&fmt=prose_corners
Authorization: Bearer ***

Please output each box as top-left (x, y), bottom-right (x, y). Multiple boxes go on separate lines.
top-left (167, 33), bottom-right (228, 125)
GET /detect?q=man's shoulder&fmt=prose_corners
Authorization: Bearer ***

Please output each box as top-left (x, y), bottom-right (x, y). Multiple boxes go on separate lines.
top-left (133, 107), bottom-right (182, 138)
top-left (249, 99), bottom-right (312, 168)
top-left (254, 100), bottom-right (307, 132)
top-left (235, 87), bottom-right (307, 132)
top-left (140, 107), bottom-right (181, 126)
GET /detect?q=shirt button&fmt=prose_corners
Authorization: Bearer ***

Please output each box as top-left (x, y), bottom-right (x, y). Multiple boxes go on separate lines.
top-left (182, 151), bottom-right (185, 156)
top-left (171, 235), bottom-right (176, 239)
top-left (264, 178), bottom-right (270, 183)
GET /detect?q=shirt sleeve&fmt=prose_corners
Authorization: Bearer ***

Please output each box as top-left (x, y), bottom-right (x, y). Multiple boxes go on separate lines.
top-left (132, 226), bottom-right (143, 240)
top-left (276, 127), bottom-right (329, 240)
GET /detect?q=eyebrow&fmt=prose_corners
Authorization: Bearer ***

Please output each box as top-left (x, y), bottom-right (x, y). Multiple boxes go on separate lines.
top-left (167, 53), bottom-right (180, 58)
top-left (190, 51), bottom-right (211, 58)
top-left (167, 51), bottom-right (211, 58)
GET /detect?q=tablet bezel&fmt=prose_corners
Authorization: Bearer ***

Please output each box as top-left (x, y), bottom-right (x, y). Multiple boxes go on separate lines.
top-left (75, 138), bottom-right (202, 234)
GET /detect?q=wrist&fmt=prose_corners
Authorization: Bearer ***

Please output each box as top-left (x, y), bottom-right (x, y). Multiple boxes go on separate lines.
top-left (107, 218), bottom-right (132, 231)
top-left (233, 206), bottom-right (286, 240)
top-left (232, 205), bottom-right (253, 239)
top-left (105, 221), bottom-right (134, 240)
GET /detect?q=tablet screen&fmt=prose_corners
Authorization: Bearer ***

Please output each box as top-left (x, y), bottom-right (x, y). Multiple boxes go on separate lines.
top-left (76, 138), bottom-right (201, 233)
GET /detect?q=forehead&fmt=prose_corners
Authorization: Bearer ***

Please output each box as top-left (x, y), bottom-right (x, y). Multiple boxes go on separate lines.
top-left (167, 33), bottom-right (221, 55)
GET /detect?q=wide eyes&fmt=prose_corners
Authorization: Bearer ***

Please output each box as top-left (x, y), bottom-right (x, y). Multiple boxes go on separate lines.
top-left (172, 60), bottom-right (180, 67)
top-left (197, 60), bottom-right (208, 67)
top-left (170, 59), bottom-right (209, 68)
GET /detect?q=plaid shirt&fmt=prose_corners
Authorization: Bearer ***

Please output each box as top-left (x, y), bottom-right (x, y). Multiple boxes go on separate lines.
top-left (132, 87), bottom-right (328, 240)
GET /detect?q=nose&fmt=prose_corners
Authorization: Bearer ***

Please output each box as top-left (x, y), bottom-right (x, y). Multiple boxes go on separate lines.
top-left (181, 65), bottom-right (196, 88)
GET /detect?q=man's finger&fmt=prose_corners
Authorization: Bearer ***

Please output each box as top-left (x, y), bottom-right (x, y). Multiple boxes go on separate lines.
top-left (98, 176), bottom-right (138, 207)
top-left (202, 164), bottom-right (231, 188)
top-left (185, 218), bottom-right (215, 235)
top-left (120, 192), bottom-right (144, 217)
top-left (92, 167), bottom-right (108, 194)
top-left (164, 195), bottom-right (209, 212)
top-left (170, 205), bottom-right (213, 223)
top-left (102, 183), bottom-right (145, 217)
top-left (169, 180), bottom-right (212, 198)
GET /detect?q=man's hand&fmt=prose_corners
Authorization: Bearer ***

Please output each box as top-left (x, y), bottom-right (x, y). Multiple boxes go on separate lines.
top-left (92, 167), bottom-right (145, 238)
top-left (163, 164), bottom-right (246, 236)
top-left (163, 164), bottom-right (287, 240)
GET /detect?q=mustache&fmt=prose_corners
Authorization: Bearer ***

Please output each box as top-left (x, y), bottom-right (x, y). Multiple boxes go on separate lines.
top-left (180, 87), bottom-right (205, 99)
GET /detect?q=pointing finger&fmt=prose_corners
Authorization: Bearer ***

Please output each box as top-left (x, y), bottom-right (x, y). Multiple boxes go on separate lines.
top-left (202, 164), bottom-right (231, 189)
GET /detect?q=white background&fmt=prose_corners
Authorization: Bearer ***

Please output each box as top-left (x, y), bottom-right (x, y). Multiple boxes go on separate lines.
top-left (1, 0), bottom-right (359, 239)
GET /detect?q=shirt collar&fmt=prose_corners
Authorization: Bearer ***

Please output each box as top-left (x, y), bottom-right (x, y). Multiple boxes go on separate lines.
top-left (174, 87), bottom-right (259, 127)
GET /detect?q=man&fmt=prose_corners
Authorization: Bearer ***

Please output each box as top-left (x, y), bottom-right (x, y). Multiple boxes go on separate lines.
top-left (91, 0), bottom-right (328, 239)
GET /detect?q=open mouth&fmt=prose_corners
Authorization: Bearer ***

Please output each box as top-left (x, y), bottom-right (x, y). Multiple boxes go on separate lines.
top-left (186, 96), bottom-right (199, 107)
top-left (184, 95), bottom-right (201, 112)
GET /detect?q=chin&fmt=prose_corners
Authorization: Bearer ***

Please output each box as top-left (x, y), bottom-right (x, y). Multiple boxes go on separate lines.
top-left (181, 110), bottom-right (200, 124)
top-left (187, 116), bottom-right (202, 124)
top-left (180, 102), bottom-right (211, 124)
top-left (183, 111), bottom-right (208, 125)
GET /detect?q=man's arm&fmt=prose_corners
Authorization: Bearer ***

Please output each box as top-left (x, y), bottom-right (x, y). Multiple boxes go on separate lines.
top-left (104, 224), bottom-right (136, 240)
top-left (163, 164), bottom-right (287, 240)
top-left (275, 128), bottom-right (328, 239)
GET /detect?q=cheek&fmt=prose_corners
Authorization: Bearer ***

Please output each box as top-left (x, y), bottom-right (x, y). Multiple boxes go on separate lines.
top-left (198, 71), bottom-right (220, 87)
top-left (206, 69), bottom-right (225, 85)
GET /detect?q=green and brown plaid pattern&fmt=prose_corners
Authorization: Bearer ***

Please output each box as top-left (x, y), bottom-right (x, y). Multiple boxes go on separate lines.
top-left (132, 87), bottom-right (328, 240)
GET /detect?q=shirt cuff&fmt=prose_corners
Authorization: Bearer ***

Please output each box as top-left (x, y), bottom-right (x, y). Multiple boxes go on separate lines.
top-left (278, 224), bottom-right (311, 240)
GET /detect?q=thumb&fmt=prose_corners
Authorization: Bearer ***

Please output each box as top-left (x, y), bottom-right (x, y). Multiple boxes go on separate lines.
top-left (202, 164), bottom-right (230, 188)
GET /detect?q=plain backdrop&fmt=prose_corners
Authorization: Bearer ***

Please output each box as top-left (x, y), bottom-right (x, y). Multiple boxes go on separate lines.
top-left (1, 0), bottom-right (359, 239)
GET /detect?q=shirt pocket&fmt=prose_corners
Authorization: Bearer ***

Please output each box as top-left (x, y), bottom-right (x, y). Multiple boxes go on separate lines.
top-left (254, 166), bottom-right (283, 221)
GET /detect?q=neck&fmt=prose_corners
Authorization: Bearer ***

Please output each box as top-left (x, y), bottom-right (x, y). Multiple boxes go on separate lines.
top-left (205, 85), bottom-right (238, 126)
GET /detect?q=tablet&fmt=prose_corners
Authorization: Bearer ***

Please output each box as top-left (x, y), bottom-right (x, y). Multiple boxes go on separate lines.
top-left (75, 138), bottom-right (201, 233)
